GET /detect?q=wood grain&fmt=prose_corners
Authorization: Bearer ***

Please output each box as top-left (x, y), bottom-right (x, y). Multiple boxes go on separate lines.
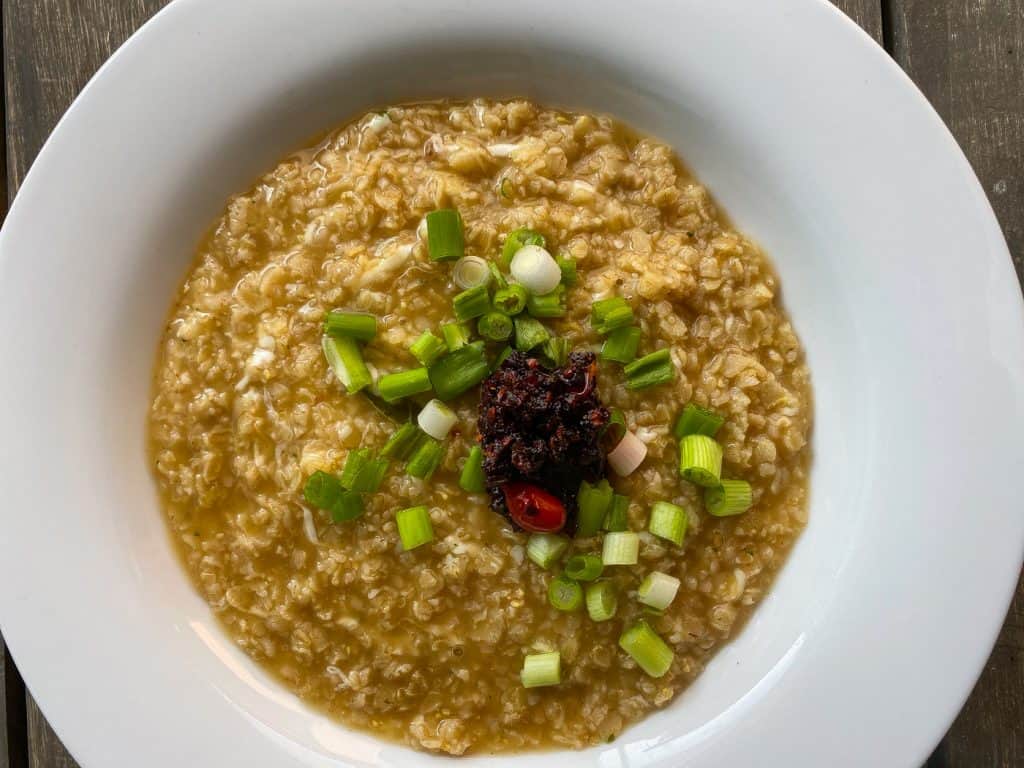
top-left (886, 3), bottom-right (1024, 766)
top-left (833, 0), bottom-right (885, 43)
top-left (3, 3), bottom-right (168, 765)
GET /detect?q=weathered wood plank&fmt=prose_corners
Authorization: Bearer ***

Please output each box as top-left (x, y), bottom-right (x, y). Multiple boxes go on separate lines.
top-left (3, 3), bottom-right (168, 765)
top-left (1, 637), bottom-right (7, 768)
top-left (832, 0), bottom-right (885, 44)
top-left (888, 2), bottom-right (1024, 766)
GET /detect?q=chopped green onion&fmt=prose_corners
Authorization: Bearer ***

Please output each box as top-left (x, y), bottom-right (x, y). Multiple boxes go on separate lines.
top-left (648, 501), bottom-right (688, 546)
top-left (377, 367), bottom-right (432, 402)
top-left (405, 436), bottom-right (445, 479)
top-left (322, 335), bottom-right (372, 393)
top-left (360, 389), bottom-right (413, 424)
top-left (526, 285), bottom-right (567, 318)
top-left (426, 209), bottom-right (464, 262)
top-left (602, 531), bottom-right (639, 565)
top-left (453, 284), bottom-right (492, 321)
top-left (499, 177), bottom-right (514, 200)
top-left (541, 337), bottom-right (570, 368)
top-left (428, 343), bottom-right (490, 400)
top-left (441, 322), bottom-right (471, 352)
top-left (493, 284), bottom-right (528, 316)
top-left (491, 345), bottom-right (513, 372)
top-left (619, 620), bottom-right (674, 677)
top-left (459, 445), bottom-right (486, 493)
top-left (585, 581), bottom-right (617, 622)
top-left (303, 470), bottom-right (344, 510)
top-left (600, 326), bottom-right (641, 364)
top-left (488, 261), bottom-right (508, 290)
top-left (607, 431), bottom-right (648, 477)
top-left (520, 651), bottom-right (560, 688)
top-left (547, 574), bottom-right (584, 611)
top-left (351, 457), bottom-right (388, 493)
top-left (678, 434), bottom-right (723, 487)
top-left (526, 533), bottom-right (570, 569)
top-left (604, 493), bottom-right (630, 532)
top-left (409, 330), bottom-right (447, 366)
top-left (673, 403), bottom-right (725, 439)
top-left (624, 348), bottom-right (676, 390)
top-left (500, 227), bottom-right (545, 270)
top-left (396, 505), bottom-right (434, 549)
top-left (511, 245), bottom-right (562, 295)
top-left (577, 479), bottom-right (613, 537)
top-left (417, 398), bottom-right (457, 440)
top-left (592, 297), bottom-right (635, 334)
top-left (380, 423), bottom-right (422, 461)
top-left (330, 491), bottom-right (364, 523)
top-left (704, 479), bottom-right (753, 517)
top-left (637, 571), bottom-right (681, 610)
top-left (324, 310), bottom-right (376, 341)
top-left (478, 311), bottom-right (513, 341)
top-left (564, 553), bottom-right (603, 582)
top-left (514, 316), bottom-right (551, 352)
top-left (603, 407), bottom-right (627, 447)
top-left (453, 256), bottom-right (491, 290)
top-left (556, 254), bottom-right (578, 286)
top-left (339, 448), bottom-right (371, 490)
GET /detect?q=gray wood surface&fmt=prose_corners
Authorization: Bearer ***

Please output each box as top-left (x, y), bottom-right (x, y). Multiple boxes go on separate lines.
top-left (0, 1), bottom-right (1020, 766)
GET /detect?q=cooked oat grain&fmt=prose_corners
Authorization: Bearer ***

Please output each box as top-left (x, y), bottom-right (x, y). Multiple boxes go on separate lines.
top-left (149, 99), bottom-right (812, 755)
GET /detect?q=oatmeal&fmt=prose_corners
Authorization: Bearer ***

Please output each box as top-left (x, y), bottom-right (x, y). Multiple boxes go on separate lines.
top-left (148, 99), bottom-right (812, 755)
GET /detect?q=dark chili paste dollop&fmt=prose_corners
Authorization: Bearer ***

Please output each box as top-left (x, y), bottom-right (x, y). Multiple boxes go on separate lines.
top-left (477, 350), bottom-right (609, 532)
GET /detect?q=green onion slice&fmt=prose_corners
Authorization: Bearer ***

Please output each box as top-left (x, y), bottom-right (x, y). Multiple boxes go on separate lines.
top-left (604, 493), bottom-right (630, 532)
top-left (585, 581), bottom-right (618, 622)
top-left (520, 651), bottom-right (561, 688)
top-left (405, 435), bottom-right (445, 479)
top-left (303, 470), bottom-right (344, 510)
top-left (500, 227), bottom-right (545, 270)
top-left (459, 444), bottom-right (487, 493)
top-left (603, 407), bottom-right (627, 448)
top-left (514, 316), bottom-right (550, 352)
top-left (541, 337), bottom-right (570, 368)
top-left (453, 284), bottom-right (492, 321)
top-left (376, 367), bottom-right (432, 402)
top-left (324, 310), bottom-right (377, 342)
top-left (493, 284), bottom-right (528, 316)
top-left (409, 330), bottom-right (447, 367)
top-left (526, 533), bottom-right (569, 569)
top-left (564, 553), bottom-right (603, 582)
top-left (637, 571), bottom-right (681, 611)
top-left (592, 297), bottom-right (635, 334)
top-left (602, 531), bottom-right (639, 565)
top-left (322, 335), bottom-right (372, 393)
top-left (453, 256), bottom-right (491, 290)
top-left (556, 254), bottom-right (578, 286)
top-left (330, 491), bottom-right (365, 523)
top-left (417, 398), bottom-right (457, 440)
top-left (441, 322), bottom-right (471, 352)
top-left (380, 422), bottom-right (422, 461)
top-left (478, 311), bottom-right (513, 342)
top-left (339, 448), bottom-right (371, 490)
top-left (678, 434), bottom-right (723, 487)
top-left (623, 348), bottom-right (676, 390)
top-left (488, 261), bottom-right (509, 290)
top-left (600, 326), bottom-right (641, 364)
top-left (491, 345), bottom-right (513, 372)
top-left (648, 501), bottom-right (688, 546)
top-left (577, 479), bottom-right (613, 537)
top-left (348, 456), bottom-right (388, 493)
top-left (396, 505), bottom-right (435, 550)
top-left (426, 209), bottom-right (464, 262)
top-left (673, 403), bottom-right (725, 439)
top-left (547, 575), bottom-right (584, 611)
top-left (526, 285), bottom-right (567, 318)
top-left (704, 479), bottom-right (753, 517)
top-left (428, 343), bottom-right (490, 401)
top-left (619, 620), bottom-right (674, 678)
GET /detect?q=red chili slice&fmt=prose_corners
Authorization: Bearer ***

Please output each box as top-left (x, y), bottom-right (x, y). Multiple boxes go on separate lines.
top-left (502, 482), bottom-right (567, 533)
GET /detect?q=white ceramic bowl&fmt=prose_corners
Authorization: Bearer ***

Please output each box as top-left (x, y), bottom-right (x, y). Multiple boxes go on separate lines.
top-left (1, 0), bottom-right (1022, 766)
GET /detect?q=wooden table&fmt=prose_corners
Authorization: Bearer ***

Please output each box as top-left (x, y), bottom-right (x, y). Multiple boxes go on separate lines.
top-left (1, 1), bottom-right (1021, 766)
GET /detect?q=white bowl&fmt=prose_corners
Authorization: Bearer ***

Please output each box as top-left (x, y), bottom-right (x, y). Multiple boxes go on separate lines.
top-left (1, 0), bottom-right (1022, 766)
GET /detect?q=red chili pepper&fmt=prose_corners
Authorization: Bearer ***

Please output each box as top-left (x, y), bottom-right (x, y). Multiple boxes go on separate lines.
top-left (502, 482), bottom-right (567, 533)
